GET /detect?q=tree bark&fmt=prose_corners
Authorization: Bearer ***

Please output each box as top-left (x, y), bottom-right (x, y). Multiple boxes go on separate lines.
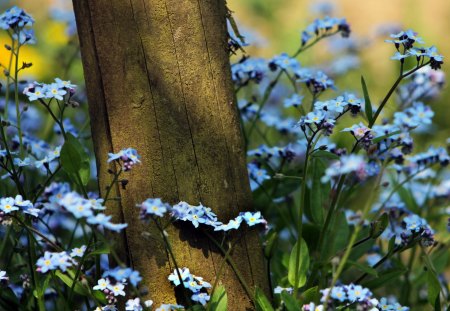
top-left (72, 0), bottom-right (268, 309)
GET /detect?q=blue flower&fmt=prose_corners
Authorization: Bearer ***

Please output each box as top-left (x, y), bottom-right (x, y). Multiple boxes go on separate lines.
top-left (247, 163), bottom-right (270, 191)
top-left (125, 298), bottom-right (143, 311)
top-left (191, 292), bottom-right (210, 306)
top-left (346, 284), bottom-right (370, 302)
top-left (269, 53), bottom-right (300, 72)
top-left (304, 111), bottom-right (326, 124)
top-left (328, 96), bottom-right (348, 113)
top-left (301, 16), bottom-right (350, 46)
top-left (321, 155), bottom-right (367, 183)
top-left (155, 304), bottom-right (184, 311)
top-left (70, 245), bottom-right (87, 258)
top-left (241, 211), bottom-right (266, 227)
top-left (25, 86), bottom-right (46, 101)
top-left (425, 46), bottom-right (444, 70)
top-left (403, 214), bottom-right (425, 232)
top-left (140, 198), bottom-right (170, 217)
top-left (54, 78), bottom-right (77, 89)
top-left (108, 148), bottom-right (141, 171)
top-left (232, 58), bottom-right (266, 85)
top-left (129, 270), bottom-right (143, 287)
top-left (0, 197), bottom-right (18, 214)
top-left (284, 94), bottom-right (304, 108)
top-left (45, 83), bottom-right (67, 100)
top-left (168, 267), bottom-right (192, 287)
top-left (36, 251), bottom-right (74, 273)
top-left (36, 252), bottom-right (57, 273)
top-left (93, 278), bottom-right (110, 290)
top-left (300, 71), bottom-right (335, 94)
top-left (330, 286), bottom-right (347, 302)
top-left (214, 216), bottom-right (243, 231)
top-left (0, 6), bottom-right (34, 30)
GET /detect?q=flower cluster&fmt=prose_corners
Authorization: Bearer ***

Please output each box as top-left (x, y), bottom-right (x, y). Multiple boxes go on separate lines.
top-left (321, 155), bottom-right (367, 183)
top-left (93, 267), bottom-right (143, 308)
top-left (387, 29), bottom-right (444, 70)
top-left (393, 102), bottom-right (434, 130)
top-left (24, 78), bottom-right (77, 102)
top-left (301, 16), bottom-right (351, 46)
top-left (0, 195), bottom-right (38, 217)
top-left (231, 57), bottom-right (266, 86)
top-left (168, 267), bottom-right (211, 305)
top-left (298, 93), bottom-right (363, 137)
top-left (298, 70), bottom-right (335, 95)
top-left (36, 251), bottom-right (75, 273)
top-left (301, 283), bottom-right (409, 311)
top-left (40, 189), bottom-right (127, 232)
top-left (108, 148), bottom-right (141, 171)
top-left (138, 198), bottom-right (267, 231)
top-left (400, 214), bottom-right (435, 246)
top-left (397, 66), bottom-right (445, 104)
top-left (0, 6), bottom-right (34, 45)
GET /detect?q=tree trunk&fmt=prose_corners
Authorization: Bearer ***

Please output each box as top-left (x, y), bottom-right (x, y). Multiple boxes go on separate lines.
top-left (72, 0), bottom-right (268, 308)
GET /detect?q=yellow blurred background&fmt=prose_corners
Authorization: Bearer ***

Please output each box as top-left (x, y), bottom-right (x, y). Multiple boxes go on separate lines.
top-left (228, 0), bottom-right (450, 145)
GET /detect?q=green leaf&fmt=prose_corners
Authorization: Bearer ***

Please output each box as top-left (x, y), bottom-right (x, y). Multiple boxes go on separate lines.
top-left (87, 244), bottom-right (111, 257)
top-left (288, 239), bottom-right (309, 288)
top-left (60, 133), bottom-right (91, 186)
top-left (362, 267), bottom-right (407, 289)
top-left (372, 130), bottom-right (402, 143)
top-left (308, 158), bottom-right (327, 225)
top-left (281, 291), bottom-right (301, 311)
top-left (361, 76), bottom-right (373, 124)
top-left (346, 260), bottom-right (378, 277)
top-left (208, 285), bottom-right (227, 311)
top-left (263, 230), bottom-right (278, 259)
top-left (79, 159), bottom-right (91, 186)
top-left (388, 235), bottom-right (397, 254)
top-left (427, 269), bottom-right (441, 310)
top-left (255, 287), bottom-right (274, 311)
top-left (55, 270), bottom-right (89, 296)
top-left (298, 286), bottom-right (319, 305)
top-left (311, 150), bottom-right (339, 160)
top-left (60, 134), bottom-right (82, 174)
top-left (370, 213), bottom-right (389, 239)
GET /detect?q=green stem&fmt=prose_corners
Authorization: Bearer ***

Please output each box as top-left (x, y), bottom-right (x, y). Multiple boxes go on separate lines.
top-left (369, 61), bottom-right (431, 127)
top-left (203, 230), bottom-right (255, 303)
top-left (13, 37), bottom-right (23, 156)
top-left (3, 33), bottom-right (14, 119)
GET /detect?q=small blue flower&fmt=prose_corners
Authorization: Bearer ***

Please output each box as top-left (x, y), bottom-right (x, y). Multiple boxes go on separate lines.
top-left (346, 284), bottom-right (370, 302)
top-left (403, 214), bottom-right (425, 232)
top-left (191, 292), bottom-right (210, 306)
top-left (108, 148), bottom-right (141, 171)
top-left (70, 245), bottom-right (87, 258)
top-left (330, 286), bottom-right (347, 302)
top-left (45, 83), bottom-right (67, 100)
top-left (284, 94), bottom-right (304, 108)
top-left (0, 197), bottom-right (18, 214)
top-left (241, 211), bottom-right (266, 227)
top-left (140, 198), bottom-right (170, 217)
top-left (269, 53), bottom-right (300, 72)
top-left (214, 216), bottom-right (243, 231)
top-left (247, 163), bottom-right (270, 191)
top-left (304, 111), bottom-right (326, 124)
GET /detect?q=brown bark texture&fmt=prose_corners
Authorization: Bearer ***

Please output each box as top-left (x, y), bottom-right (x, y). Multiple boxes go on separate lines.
top-left (72, 0), bottom-right (268, 309)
